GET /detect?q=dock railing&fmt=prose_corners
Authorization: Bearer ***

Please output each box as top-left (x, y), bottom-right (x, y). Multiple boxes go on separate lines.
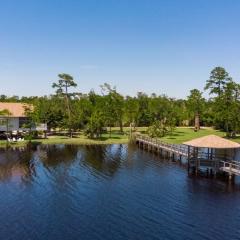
top-left (134, 133), bottom-right (188, 157)
top-left (134, 133), bottom-right (240, 177)
top-left (134, 133), bottom-right (237, 162)
top-left (220, 160), bottom-right (240, 175)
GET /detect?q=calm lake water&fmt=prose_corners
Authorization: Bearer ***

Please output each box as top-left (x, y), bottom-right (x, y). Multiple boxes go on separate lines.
top-left (0, 144), bottom-right (240, 240)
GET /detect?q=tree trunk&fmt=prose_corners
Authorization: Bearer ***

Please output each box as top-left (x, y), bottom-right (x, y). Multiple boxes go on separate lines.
top-left (6, 119), bottom-right (8, 132)
top-left (109, 126), bottom-right (112, 138)
top-left (194, 113), bottom-right (200, 131)
top-left (225, 121), bottom-right (230, 137)
top-left (119, 119), bottom-right (123, 133)
top-left (44, 130), bottom-right (47, 139)
top-left (65, 95), bottom-right (72, 138)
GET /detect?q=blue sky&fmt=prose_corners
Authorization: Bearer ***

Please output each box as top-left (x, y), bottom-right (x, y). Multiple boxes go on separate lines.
top-left (1, 0), bottom-right (240, 98)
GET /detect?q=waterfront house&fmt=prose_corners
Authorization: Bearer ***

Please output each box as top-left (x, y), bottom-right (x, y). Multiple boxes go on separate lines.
top-left (0, 102), bottom-right (46, 132)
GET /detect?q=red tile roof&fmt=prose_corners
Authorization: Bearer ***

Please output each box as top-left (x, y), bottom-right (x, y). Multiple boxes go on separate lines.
top-left (0, 102), bottom-right (32, 117)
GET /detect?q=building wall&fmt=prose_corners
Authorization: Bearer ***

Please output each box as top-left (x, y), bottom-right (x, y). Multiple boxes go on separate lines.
top-left (0, 117), bottom-right (19, 131)
top-left (0, 117), bottom-right (47, 132)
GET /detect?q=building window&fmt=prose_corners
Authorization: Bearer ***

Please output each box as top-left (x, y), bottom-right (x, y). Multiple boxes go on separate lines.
top-left (0, 119), bottom-right (7, 126)
top-left (19, 117), bottom-right (30, 128)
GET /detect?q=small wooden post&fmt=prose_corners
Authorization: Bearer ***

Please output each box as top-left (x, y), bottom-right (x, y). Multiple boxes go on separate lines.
top-left (214, 158), bottom-right (217, 178)
top-left (229, 168), bottom-right (232, 182)
top-left (229, 174), bottom-right (232, 181)
top-left (210, 148), bottom-right (213, 160)
top-left (195, 147), bottom-right (199, 176)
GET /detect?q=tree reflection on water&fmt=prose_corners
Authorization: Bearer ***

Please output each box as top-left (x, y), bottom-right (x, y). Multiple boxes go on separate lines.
top-left (0, 144), bottom-right (129, 184)
top-left (0, 147), bottom-right (36, 183)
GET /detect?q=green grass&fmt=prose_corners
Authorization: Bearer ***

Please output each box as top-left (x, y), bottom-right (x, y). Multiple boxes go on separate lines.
top-left (37, 132), bottom-right (129, 145)
top-left (1, 127), bottom-right (238, 149)
top-left (0, 126), bottom-right (148, 148)
top-left (0, 140), bottom-right (27, 148)
top-left (0, 130), bottom-right (131, 148)
top-left (159, 127), bottom-right (226, 144)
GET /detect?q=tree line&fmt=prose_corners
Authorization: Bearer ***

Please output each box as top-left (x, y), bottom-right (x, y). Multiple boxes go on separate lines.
top-left (1, 66), bottom-right (240, 138)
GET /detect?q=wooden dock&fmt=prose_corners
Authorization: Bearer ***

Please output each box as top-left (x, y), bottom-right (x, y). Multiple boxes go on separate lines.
top-left (220, 161), bottom-right (240, 177)
top-left (134, 133), bottom-right (240, 181)
top-left (135, 134), bottom-right (188, 159)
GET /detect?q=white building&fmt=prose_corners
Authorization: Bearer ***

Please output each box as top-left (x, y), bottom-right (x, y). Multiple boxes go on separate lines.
top-left (0, 102), bottom-right (46, 132)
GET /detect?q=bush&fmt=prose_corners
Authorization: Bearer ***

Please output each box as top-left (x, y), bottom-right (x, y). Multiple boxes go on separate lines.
top-left (84, 112), bottom-right (104, 139)
top-left (147, 120), bottom-right (175, 138)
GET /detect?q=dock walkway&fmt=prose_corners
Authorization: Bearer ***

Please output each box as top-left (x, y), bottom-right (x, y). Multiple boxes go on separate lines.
top-left (220, 161), bottom-right (240, 176)
top-left (135, 134), bottom-right (188, 158)
top-left (134, 133), bottom-right (240, 179)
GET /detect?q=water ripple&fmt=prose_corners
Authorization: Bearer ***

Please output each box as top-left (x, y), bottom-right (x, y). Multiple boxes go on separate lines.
top-left (0, 144), bottom-right (240, 240)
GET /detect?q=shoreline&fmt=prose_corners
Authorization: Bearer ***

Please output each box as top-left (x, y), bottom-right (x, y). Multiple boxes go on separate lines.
top-left (0, 127), bottom-right (237, 149)
top-left (0, 137), bottom-right (130, 149)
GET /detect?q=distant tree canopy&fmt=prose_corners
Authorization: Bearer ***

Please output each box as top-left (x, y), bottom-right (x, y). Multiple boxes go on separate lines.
top-left (205, 66), bottom-right (232, 97)
top-left (187, 89), bottom-right (204, 131)
top-left (1, 67), bottom-right (240, 138)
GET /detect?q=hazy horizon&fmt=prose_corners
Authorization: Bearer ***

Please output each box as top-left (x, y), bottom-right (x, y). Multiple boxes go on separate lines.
top-left (1, 0), bottom-right (240, 98)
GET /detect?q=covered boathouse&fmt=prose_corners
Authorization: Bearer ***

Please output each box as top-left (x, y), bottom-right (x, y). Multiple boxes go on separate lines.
top-left (183, 135), bottom-right (240, 181)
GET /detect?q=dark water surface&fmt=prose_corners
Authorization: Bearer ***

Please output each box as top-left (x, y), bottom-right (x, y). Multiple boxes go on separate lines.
top-left (0, 144), bottom-right (240, 240)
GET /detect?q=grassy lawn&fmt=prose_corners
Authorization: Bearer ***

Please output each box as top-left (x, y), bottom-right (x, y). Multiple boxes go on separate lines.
top-left (0, 140), bottom-right (27, 148)
top-left (1, 127), bottom-right (238, 148)
top-left (0, 130), bottom-right (130, 148)
top-left (36, 132), bottom-right (129, 145)
top-left (0, 127), bottom-right (149, 148)
top-left (159, 127), bottom-right (226, 144)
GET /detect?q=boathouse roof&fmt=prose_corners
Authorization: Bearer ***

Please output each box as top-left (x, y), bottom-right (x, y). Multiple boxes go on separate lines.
top-left (0, 102), bottom-right (32, 117)
top-left (183, 135), bottom-right (240, 149)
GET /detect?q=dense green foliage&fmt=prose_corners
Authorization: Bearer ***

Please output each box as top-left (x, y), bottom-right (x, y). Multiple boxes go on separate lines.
top-left (187, 89), bottom-right (204, 130)
top-left (1, 66), bottom-right (240, 138)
